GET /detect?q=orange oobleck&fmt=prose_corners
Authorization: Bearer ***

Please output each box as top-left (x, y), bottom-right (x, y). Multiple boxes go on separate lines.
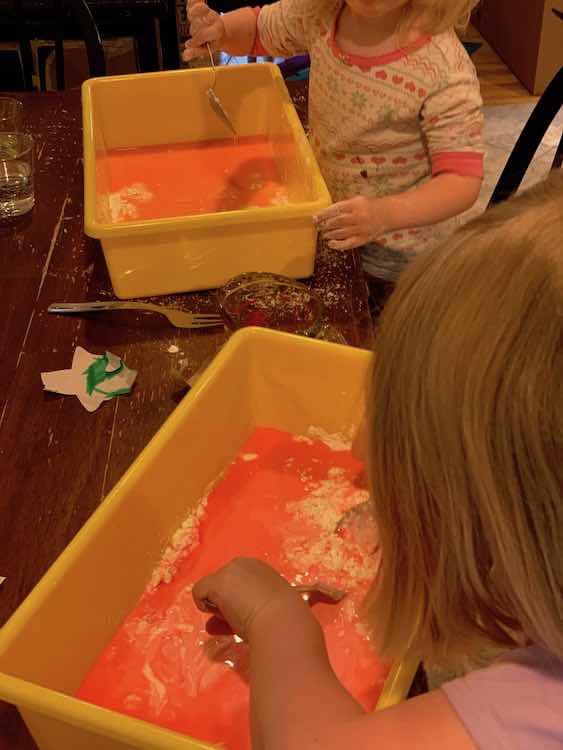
top-left (76, 427), bottom-right (386, 750)
top-left (98, 136), bottom-right (289, 222)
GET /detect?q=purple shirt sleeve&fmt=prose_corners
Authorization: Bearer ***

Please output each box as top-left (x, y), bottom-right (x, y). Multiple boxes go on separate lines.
top-left (442, 646), bottom-right (563, 749)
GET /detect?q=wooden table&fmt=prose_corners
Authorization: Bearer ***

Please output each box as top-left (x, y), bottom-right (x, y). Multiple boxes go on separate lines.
top-left (0, 83), bottom-right (372, 750)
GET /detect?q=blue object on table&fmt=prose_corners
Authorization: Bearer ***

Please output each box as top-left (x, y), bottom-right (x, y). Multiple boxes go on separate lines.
top-left (278, 54), bottom-right (310, 79)
top-left (287, 68), bottom-right (310, 81)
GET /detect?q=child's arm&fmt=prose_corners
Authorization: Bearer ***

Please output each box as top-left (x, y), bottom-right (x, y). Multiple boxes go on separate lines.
top-left (183, 0), bottom-right (258, 59)
top-left (317, 51), bottom-right (484, 251)
top-left (183, 0), bottom-right (311, 61)
top-left (193, 558), bottom-right (477, 750)
top-left (315, 174), bottom-right (482, 251)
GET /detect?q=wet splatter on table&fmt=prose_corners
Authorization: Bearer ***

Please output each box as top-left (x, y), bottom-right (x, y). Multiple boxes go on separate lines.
top-left (0, 82), bottom-right (372, 750)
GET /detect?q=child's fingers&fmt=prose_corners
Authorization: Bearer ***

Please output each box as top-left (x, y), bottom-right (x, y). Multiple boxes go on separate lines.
top-left (206, 615), bottom-right (234, 636)
top-left (183, 42), bottom-right (209, 60)
top-left (188, 2), bottom-right (208, 20)
top-left (188, 23), bottom-right (222, 49)
top-left (316, 213), bottom-right (354, 231)
top-left (182, 45), bottom-right (202, 61)
top-left (321, 227), bottom-right (356, 241)
top-left (188, 3), bottom-right (213, 26)
top-left (193, 574), bottom-right (221, 614)
top-left (314, 201), bottom-right (353, 224)
top-left (188, 13), bottom-right (215, 39)
top-left (327, 236), bottom-right (362, 251)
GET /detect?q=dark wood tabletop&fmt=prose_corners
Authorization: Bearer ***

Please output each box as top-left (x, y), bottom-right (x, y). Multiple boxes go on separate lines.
top-left (0, 81), bottom-right (372, 750)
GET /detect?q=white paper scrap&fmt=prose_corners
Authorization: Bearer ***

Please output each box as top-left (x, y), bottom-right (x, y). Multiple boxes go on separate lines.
top-left (41, 346), bottom-right (137, 412)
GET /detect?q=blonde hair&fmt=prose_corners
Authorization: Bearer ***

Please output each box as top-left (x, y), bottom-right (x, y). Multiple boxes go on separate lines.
top-left (364, 172), bottom-right (563, 668)
top-left (403, 0), bottom-right (481, 34)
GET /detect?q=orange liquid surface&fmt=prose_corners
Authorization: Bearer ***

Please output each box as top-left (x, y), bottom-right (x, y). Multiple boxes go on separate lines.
top-left (98, 137), bottom-right (289, 222)
top-left (76, 427), bottom-right (387, 749)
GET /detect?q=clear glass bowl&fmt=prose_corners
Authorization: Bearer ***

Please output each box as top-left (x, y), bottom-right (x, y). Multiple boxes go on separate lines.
top-left (218, 272), bottom-right (327, 337)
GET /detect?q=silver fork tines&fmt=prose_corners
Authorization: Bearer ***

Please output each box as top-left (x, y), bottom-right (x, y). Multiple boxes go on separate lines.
top-left (47, 301), bottom-right (224, 329)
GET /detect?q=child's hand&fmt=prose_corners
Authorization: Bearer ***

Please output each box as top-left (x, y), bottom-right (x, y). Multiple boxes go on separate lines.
top-left (193, 557), bottom-right (309, 641)
top-left (314, 196), bottom-right (389, 251)
top-left (183, 0), bottom-right (226, 61)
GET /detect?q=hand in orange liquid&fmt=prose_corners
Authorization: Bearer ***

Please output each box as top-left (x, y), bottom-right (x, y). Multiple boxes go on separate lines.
top-left (193, 557), bottom-right (313, 642)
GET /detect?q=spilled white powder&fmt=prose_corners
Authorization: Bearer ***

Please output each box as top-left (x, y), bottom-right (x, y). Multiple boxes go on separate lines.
top-left (142, 662), bottom-right (167, 714)
top-left (284, 467), bottom-right (377, 586)
top-left (109, 183), bottom-right (153, 222)
top-left (148, 484), bottom-right (214, 591)
top-left (167, 344), bottom-right (180, 354)
top-left (306, 426), bottom-right (352, 452)
top-left (293, 434), bottom-right (314, 445)
top-left (269, 189), bottom-right (290, 206)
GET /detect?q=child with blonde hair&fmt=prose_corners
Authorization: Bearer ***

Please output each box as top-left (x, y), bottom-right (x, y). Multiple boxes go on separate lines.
top-left (192, 172), bottom-right (563, 749)
top-left (184, 0), bottom-right (484, 289)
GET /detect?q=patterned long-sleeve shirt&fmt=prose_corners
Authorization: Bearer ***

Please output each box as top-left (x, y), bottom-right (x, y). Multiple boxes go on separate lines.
top-left (253, 0), bottom-right (484, 280)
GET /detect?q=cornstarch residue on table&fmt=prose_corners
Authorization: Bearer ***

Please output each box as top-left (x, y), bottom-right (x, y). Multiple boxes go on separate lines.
top-left (76, 427), bottom-right (385, 750)
top-left (97, 136), bottom-right (290, 223)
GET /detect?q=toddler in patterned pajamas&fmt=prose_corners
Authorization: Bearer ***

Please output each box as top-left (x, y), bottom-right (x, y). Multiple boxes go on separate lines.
top-left (184, 0), bottom-right (484, 288)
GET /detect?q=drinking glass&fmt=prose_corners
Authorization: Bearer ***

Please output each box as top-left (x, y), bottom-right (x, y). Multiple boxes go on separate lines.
top-left (0, 133), bottom-right (35, 218)
top-left (0, 98), bottom-right (24, 132)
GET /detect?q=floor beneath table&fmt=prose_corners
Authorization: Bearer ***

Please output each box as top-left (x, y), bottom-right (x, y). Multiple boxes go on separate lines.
top-left (463, 101), bottom-right (562, 221)
top-left (459, 24), bottom-right (561, 219)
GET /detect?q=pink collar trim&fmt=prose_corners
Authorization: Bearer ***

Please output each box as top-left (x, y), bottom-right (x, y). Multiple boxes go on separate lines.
top-left (329, 3), bottom-right (432, 70)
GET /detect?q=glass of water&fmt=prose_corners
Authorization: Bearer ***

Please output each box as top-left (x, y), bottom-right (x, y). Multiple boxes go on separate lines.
top-left (0, 98), bottom-right (24, 132)
top-left (0, 133), bottom-right (34, 218)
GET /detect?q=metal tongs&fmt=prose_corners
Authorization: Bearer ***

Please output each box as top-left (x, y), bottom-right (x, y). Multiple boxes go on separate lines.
top-left (205, 43), bottom-right (237, 136)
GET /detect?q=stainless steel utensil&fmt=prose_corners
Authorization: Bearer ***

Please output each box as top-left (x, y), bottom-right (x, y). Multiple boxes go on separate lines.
top-left (206, 43), bottom-right (237, 136)
top-left (334, 501), bottom-right (372, 533)
top-left (48, 301), bottom-right (223, 329)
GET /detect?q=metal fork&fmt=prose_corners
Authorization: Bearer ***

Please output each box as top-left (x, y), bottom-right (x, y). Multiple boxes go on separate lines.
top-left (47, 301), bottom-right (224, 329)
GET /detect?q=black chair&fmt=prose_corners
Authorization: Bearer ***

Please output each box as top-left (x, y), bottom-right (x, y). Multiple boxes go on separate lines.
top-left (0, 0), bottom-right (179, 90)
top-left (488, 66), bottom-right (562, 207)
top-left (55, 0), bottom-right (107, 86)
top-left (1, 0), bottom-right (106, 90)
top-left (88, 0), bottom-right (180, 73)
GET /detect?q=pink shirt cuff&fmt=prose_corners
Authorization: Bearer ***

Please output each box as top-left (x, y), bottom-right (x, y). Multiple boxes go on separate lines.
top-left (251, 7), bottom-right (269, 56)
top-left (431, 152), bottom-right (484, 178)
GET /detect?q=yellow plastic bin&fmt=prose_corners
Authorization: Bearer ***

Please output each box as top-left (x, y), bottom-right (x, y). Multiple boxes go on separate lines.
top-left (82, 65), bottom-right (331, 299)
top-left (0, 329), bottom-right (417, 750)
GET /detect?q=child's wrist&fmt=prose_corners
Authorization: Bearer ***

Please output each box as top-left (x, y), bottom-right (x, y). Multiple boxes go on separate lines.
top-left (250, 598), bottom-right (323, 657)
top-left (372, 195), bottom-right (402, 235)
top-left (222, 7), bottom-right (256, 52)
top-left (248, 593), bottom-right (317, 645)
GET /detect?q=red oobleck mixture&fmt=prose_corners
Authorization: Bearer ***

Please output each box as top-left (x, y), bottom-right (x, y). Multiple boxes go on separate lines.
top-left (77, 426), bottom-right (386, 749)
top-left (98, 136), bottom-right (290, 222)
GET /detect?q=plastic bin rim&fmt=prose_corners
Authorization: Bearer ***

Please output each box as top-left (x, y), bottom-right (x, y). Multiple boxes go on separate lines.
top-left (0, 330), bottom-right (416, 741)
top-left (82, 64), bottom-right (331, 239)
top-left (0, 329), bottom-right (368, 651)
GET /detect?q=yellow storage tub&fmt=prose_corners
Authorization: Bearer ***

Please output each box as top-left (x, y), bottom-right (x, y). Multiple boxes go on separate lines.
top-left (82, 64), bottom-right (331, 299)
top-left (0, 329), bottom-right (417, 750)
